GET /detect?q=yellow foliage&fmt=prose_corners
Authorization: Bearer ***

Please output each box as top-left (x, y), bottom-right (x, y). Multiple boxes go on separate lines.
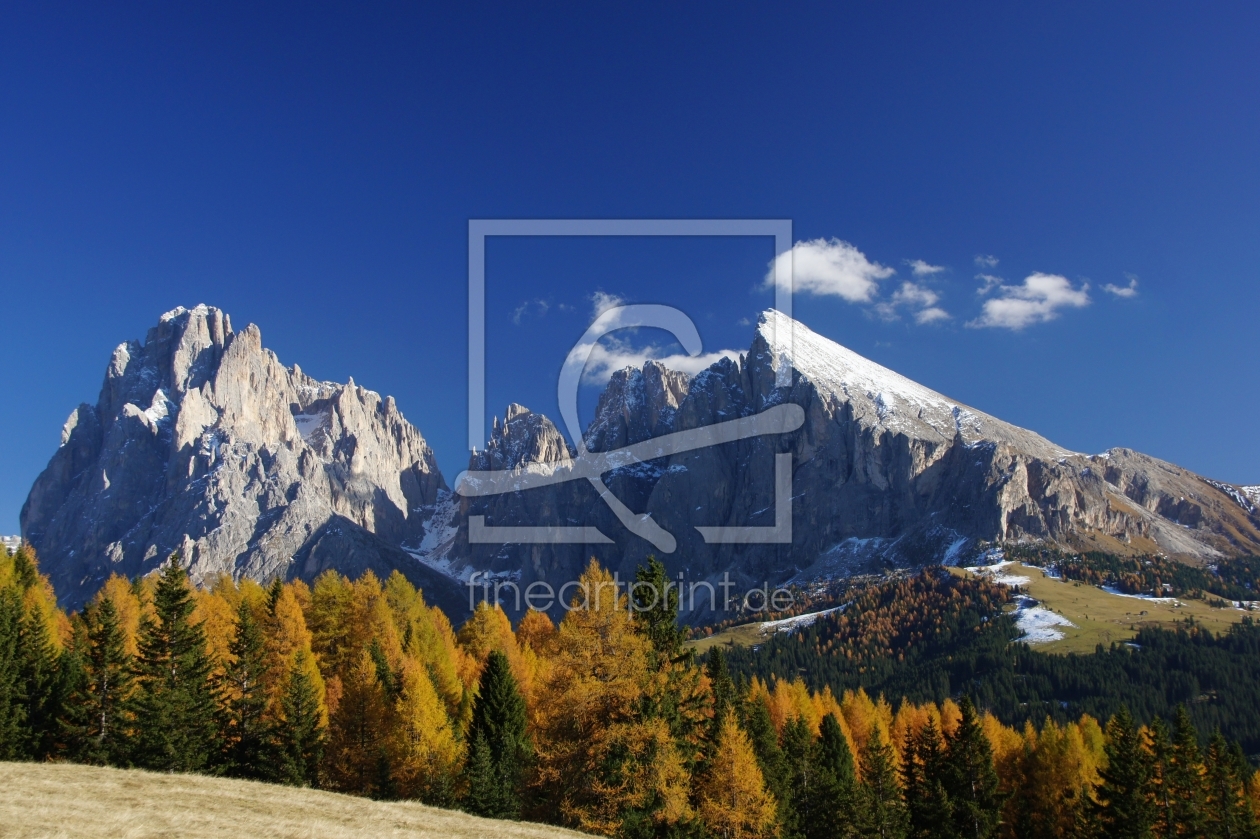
top-left (697, 716), bottom-right (778, 839)
top-left (516, 608), bottom-right (557, 656)
top-left (94, 575), bottom-right (142, 657)
top-left (324, 649), bottom-right (390, 796)
top-left (388, 659), bottom-right (463, 802)
top-left (531, 559), bottom-right (656, 831)
top-left (457, 602), bottom-right (526, 691)
top-left (308, 570), bottom-right (355, 675)
top-left (265, 583), bottom-right (326, 725)
top-left (191, 586), bottom-right (238, 673)
top-left (578, 716), bottom-right (694, 835)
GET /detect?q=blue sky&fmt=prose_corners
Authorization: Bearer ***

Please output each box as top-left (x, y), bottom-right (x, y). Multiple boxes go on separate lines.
top-left (1, 2), bottom-right (1258, 532)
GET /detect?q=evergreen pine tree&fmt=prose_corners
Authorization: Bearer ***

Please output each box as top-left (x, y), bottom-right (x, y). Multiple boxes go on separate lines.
top-left (1168, 705), bottom-right (1207, 837)
top-left (15, 594), bottom-right (61, 759)
top-left (462, 649), bottom-right (531, 819)
top-left (219, 600), bottom-right (271, 778)
top-left (781, 715), bottom-right (815, 838)
top-left (1202, 732), bottom-right (1259, 839)
top-left (705, 647), bottom-right (737, 734)
top-left (857, 725), bottom-right (908, 839)
top-left (61, 598), bottom-right (133, 765)
top-left (128, 557), bottom-right (220, 772)
top-left (744, 693), bottom-right (790, 814)
top-left (1094, 707), bottom-right (1153, 839)
top-left (906, 718), bottom-right (954, 839)
top-left (272, 649), bottom-right (325, 788)
top-left (1146, 717), bottom-right (1176, 839)
top-left (944, 696), bottom-right (1002, 839)
top-left (0, 586), bottom-right (26, 759)
top-left (812, 711), bottom-right (858, 838)
top-left (631, 556), bottom-right (688, 666)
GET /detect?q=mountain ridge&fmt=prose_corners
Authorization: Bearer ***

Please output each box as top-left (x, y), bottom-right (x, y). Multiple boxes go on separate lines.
top-left (20, 304), bottom-right (1260, 619)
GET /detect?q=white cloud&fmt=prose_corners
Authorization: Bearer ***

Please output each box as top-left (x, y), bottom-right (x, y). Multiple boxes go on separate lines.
top-left (765, 238), bottom-right (894, 303)
top-left (512, 299), bottom-right (552, 325)
top-left (975, 274), bottom-right (1003, 295)
top-left (590, 291), bottom-right (627, 318)
top-left (737, 316), bottom-right (752, 327)
top-left (874, 282), bottom-right (951, 324)
top-left (580, 336), bottom-right (740, 385)
top-left (1103, 274), bottom-right (1139, 299)
top-left (975, 254), bottom-right (999, 268)
top-left (967, 273), bottom-right (1091, 330)
top-left (908, 259), bottom-right (946, 277)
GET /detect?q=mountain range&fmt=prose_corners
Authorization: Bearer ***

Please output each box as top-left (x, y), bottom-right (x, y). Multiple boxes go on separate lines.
top-left (21, 304), bottom-right (1260, 617)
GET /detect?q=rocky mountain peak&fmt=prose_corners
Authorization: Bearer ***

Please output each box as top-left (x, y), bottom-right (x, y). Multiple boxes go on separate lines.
top-left (584, 360), bottom-right (691, 453)
top-left (475, 405), bottom-right (574, 471)
top-left (21, 305), bottom-right (464, 615)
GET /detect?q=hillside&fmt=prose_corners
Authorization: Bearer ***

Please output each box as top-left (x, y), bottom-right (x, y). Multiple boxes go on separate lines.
top-left (0, 762), bottom-right (588, 839)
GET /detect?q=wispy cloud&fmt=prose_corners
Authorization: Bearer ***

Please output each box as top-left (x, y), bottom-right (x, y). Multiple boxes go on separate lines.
top-left (975, 274), bottom-right (1003, 295)
top-left (590, 291), bottom-right (627, 318)
top-left (967, 273), bottom-right (1091, 330)
top-left (875, 282), bottom-right (951, 325)
top-left (975, 254), bottom-right (999, 269)
top-left (580, 336), bottom-right (739, 385)
top-left (908, 259), bottom-right (946, 277)
top-left (737, 316), bottom-right (752, 327)
top-left (765, 238), bottom-right (894, 303)
top-left (1103, 274), bottom-right (1139, 299)
top-left (511, 299), bottom-right (552, 325)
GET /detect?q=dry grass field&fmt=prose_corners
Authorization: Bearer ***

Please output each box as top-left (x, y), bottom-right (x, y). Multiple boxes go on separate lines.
top-left (0, 762), bottom-right (589, 839)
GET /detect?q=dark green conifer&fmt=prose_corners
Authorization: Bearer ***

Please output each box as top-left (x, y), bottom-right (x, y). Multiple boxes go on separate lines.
top-left (806, 713), bottom-right (859, 839)
top-left (857, 725), bottom-right (908, 839)
top-left (1203, 731), bottom-right (1259, 839)
top-left (906, 718), bottom-right (954, 839)
top-left (128, 557), bottom-right (220, 772)
top-left (0, 586), bottom-right (27, 759)
top-left (631, 556), bottom-right (689, 665)
top-left (61, 598), bottom-right (133, 765)
top-left (15, 594), bottom-right (61, 759)
top-left (743, 693), bottom-right (789, 814)
top-left (944, 696), bottom-right (1001, 839)
top-left (219, 600), bottom-right (271, 778)
top-left (781, 715), bottom-right (815, 838)
top-left (462, 649), bottom-right (531, 819)
top-left (1167, 705), bottom-right (1206, 837)
top-left (272, 649), bottom-right (325, 788)
top-left (1094, 707), bottom-right (1153, 839)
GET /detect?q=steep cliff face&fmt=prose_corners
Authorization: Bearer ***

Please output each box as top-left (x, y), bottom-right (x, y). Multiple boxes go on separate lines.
top-left (22, 305), bottom-right (465, 614)
top-left (443, 310), bottom-right (1260, 618)
top-left (25, 305), bottom-right (1260, 621)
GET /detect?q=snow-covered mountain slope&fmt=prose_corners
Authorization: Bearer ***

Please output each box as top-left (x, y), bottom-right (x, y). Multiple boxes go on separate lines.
top-left (449, 309), bottom-right (1260, 619)
top-left (22, 305), bottom-right (467, 615)
top-left (757, 309), bottom-right (1073, 459)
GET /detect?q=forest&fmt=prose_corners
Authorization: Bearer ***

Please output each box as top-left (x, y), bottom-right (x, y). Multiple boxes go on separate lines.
top-left (2, 543), bottom-right (1258, 838)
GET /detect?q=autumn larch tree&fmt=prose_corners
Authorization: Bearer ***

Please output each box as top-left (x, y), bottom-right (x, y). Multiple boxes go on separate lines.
top-left (698, 714), bottom-right (779, 839)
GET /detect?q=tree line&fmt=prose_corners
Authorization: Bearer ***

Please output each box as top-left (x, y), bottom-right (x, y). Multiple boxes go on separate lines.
top-left (2, 544), bottom-right (1259, 837)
